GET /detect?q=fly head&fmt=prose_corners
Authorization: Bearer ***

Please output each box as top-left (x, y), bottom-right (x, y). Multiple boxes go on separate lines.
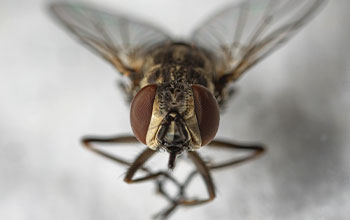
top-left (130, 82), bottom-right (220, 169)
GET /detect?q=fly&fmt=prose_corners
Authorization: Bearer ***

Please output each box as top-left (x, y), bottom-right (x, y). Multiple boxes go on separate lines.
top-left (50, 0), bottom-right (326, 219)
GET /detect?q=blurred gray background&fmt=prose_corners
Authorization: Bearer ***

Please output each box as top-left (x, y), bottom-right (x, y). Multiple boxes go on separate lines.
top-left (0, 0), bottom-right (349, 219)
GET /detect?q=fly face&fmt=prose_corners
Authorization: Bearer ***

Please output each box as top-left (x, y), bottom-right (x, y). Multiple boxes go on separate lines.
top-left (130, 82), bottom-right (220, 169)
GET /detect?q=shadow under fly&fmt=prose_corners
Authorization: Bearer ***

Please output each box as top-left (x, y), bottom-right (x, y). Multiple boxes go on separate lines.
top-left (49, 0), bottom-right (326, 219)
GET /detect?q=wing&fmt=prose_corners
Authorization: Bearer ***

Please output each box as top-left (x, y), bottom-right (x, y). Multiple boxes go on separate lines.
top-left (50, 2), bottom-right (171, 80)
top-left (192, 0), bottom-right (326, 83)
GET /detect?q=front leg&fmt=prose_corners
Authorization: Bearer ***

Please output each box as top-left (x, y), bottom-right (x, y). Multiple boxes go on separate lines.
top-left (82, 135), bottom-right (181, 185)
top-left (177, 139), bottom-right (265, 201)
top-left (166, 139), bottom-right (266, 207)
top-left (82, 135), bottom-right (138, 168)
top-left (207, 139), bottom-right (265, 170)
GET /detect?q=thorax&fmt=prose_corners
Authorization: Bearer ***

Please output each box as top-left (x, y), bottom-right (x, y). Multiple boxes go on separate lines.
top-left (139, 42), bottom-right (216, 93)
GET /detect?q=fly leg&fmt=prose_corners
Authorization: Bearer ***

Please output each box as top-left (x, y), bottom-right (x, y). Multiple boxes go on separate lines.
top-left (206, 139), bottom-right (265, 170)
top-left (152, 152), bottom-right (216, 219)
top-left (152, 201), bottom-right (179, 220)
top-left (152, 170), bottom-right (196, 220)
top-left (82, 136), bottom-right (265, 218)
top-left (124, 149), bottom-right (180, 185)
top-left (160, 140), bottom-right (265, 210)
top-left (83, 135), bottom-right (187, 220)
top-left (82, 135), bottom-right (138, 167)
top-left (82, 135), bottom-right (181, 185)
top-left (180, 140), bottom-right (265, 205)
top-left (177, 151), bottom-right (216, 206)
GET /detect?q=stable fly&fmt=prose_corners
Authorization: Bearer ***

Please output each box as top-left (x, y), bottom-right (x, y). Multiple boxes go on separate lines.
top-left (50, 0), bottom-right (326, 219)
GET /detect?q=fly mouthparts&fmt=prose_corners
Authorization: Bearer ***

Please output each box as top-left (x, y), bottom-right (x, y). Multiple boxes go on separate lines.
top-left (168, 151), bottom-right (177, 170)
top-left (167, 146), bottom-right (183, 170)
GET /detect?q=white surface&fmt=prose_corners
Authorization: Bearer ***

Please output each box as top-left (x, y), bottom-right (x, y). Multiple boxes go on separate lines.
top-left (0, 0), bottom-right (349, 219)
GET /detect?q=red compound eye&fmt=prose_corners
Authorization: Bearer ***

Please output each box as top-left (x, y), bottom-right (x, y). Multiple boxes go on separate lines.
top-left (192, 84), bottom-right (220, 146)
top-left (130, 84), bottom-right (158, 144)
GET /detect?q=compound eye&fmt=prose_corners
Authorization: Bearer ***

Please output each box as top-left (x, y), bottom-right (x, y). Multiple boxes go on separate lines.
top-left (130, 84), bottom-right (158, 144)
top-left (192, 84), bottom-right (220, 146)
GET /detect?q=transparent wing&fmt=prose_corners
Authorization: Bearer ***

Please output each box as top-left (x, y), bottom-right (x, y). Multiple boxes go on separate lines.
top-left (50, 2), bottom-right (171, 79)
top-left (192, 0), bottom-right (326, 83)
